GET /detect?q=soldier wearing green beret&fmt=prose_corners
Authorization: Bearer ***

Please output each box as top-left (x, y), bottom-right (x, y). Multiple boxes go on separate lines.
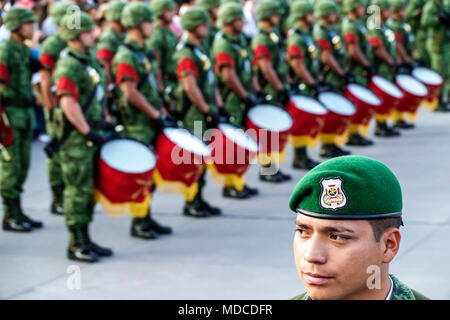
top-left (52, 12), bottom-right (112, 261)
top-left (211, 2), bottom-right (259, 199)
top-left (148, 0), bottom-right (179, 108)
top-left (0, 7), bottom-right (43, 232)
top-left (197, 0), bottom-right (221, 48)
top-left (250, 0), bottom-right (292, 183)
top-left (174, 6), bottom-right (224, 217)
top-left (39, 1), bottom-right (75, 217)
top-left (289, 155), bottom-right (429, 300)
top-left (421, 0), bottom-right (450, 112)
top-left (112, 2), bottom-right (173, 238)
top-left (367, 0), bottom-right (402, 137)
top-left (405, 0), bottom-right (429, 67)
top-left (96, 0), bottom-right (126, 92)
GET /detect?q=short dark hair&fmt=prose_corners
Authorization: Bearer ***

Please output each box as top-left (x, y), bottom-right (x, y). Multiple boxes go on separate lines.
top-left (368, 217), bottom-right (403, 242)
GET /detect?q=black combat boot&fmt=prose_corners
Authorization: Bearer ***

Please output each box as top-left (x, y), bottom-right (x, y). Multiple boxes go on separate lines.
top-left (2, 198), bottom-right (32, 232)
top-left (183, 193), bottom-right (214, 218)
top-left (434, 101), bottom-right (450, 112)
top-left (393, 120), bottom-right (415, 130)
top-left (197, 192), bottom-right (222, 215)
top-left (375, 121), bottom-right (401, 137)
top-left (16, 198), bottom-right (43, 229)
top-left (320, 144), bottom-right (351, 158)
top-left (83, 225), bottom-right (113, 257)
top-left (130, 214), bottom-right (158, 239)
top-left (148, 213), bottom-right (172, 235)
top-left (259, 164), bottom-right (292, 183)
top-left (50, 186), bottom-right (64, 216)
top-left (346, 133), bottom-right (374, 146)
top-left (243, 185), bottom-right (258, 196)
top-left (68, 225), bottom-right (99, 263)
top-left (223, 186), bottom-right (252, 199)
top-left (293, 147), bottom-right (320, 170)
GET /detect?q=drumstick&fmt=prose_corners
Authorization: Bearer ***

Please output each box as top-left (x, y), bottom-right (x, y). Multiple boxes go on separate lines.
top-left (0, 143), bottom-right (11, 162)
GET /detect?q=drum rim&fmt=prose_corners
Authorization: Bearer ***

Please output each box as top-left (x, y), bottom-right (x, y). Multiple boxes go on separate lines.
top-left (346, 83), bottom-right (382, 106)
top-left (163, 127), bottom-right (211, 156)
top-left (101, 139), bottom-right (156, 173)
top-left (412, 67), bottom-right (443, 86)
top-left (395, 74), bottom-right (428, 97)
top-left (218, 123), bottom-right (259, 152)
top-left (371, 75), bottom-right (404, 98)
top-left (290, 94), bottom-right (328, 115)
top-left (318, 92), bottom-right (356, 116)
top-left (248, 104), bottom-right (293, 131)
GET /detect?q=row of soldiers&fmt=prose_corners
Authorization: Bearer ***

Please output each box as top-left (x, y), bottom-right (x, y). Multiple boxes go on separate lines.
top-left (0, 0), bottom-right (448, 262)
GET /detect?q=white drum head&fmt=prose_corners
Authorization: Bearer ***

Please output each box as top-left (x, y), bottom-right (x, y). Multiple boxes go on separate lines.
top-left (412, 67), bottom-right (443, 86)
top-left (372, 75), bottom-right (403, 98)
top-left (396, 74), bottom-right (428, 97)
top-left (101, 139), bottom-right (156, 174)
top-left (164, 127), bottom-right (211, 156)
top-left (248, 104), bottom-right (293, 131)
top-left (347, 84), bottom-right (381, 106)
top-left (318, 92), bottom-right (356, 116)
top-left (218, 123), bottom-right (259, 152)
top-left (291, 95), bottom-right (328, 115)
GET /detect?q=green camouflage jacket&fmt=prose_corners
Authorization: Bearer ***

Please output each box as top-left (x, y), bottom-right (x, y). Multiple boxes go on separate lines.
top-left (96, 27), bottom-right (124, 65)
top-left (388, 18), bottom-right (415, 58)
top-left (39, 33), bottom-right (67, 74)
top-left (406, 0), bottom-right (425, 32)
top-left (368, 22), bottom-right (396, 80)
top-left (421, 0), bottom-right (448, 53)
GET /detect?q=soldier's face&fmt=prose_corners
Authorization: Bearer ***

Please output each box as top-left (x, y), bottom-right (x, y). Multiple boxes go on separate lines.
top-left (293, 214), bottom-right (389, 300)
top-left (270, 14), bottom-right (281, 26)
top-left (327, 13), bottom-right (338, 25)
top-left (19, 22), bottom-right (34, 40)
top-left (195, 23), bottom-right (209, 39)
top-left (232, 18), bottom-right (244, 33)
top-left (355, 6), bottom-right (366, 19)
top-left (211, 6), bottom-right (219, 20)
top-left (381, 8), bottom-right (391, 21)
top-left (396, 8), bottom-right (406, 19)
top-left (79, 29), bottom-right (96, 48)
top-left (163, 8), bottom-right (177, 22)
top-left (141, 21), bottom-right (154, 38)
top-left (305, 13), bottom-right (315, 25)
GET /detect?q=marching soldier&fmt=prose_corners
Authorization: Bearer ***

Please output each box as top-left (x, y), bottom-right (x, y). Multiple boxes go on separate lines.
top-left (251, 0), bottom-right (292, 183)
top-left (197, 0), bottom-right (221, 48)
top-left (405, 0), bottom-right (428, 66)
top-left (341, 0), bottom-right (376, 146)
top-left (285, 0), bottom-right (321, 169)
top-left (212, 2), bottom-right (259, 198)
top-left (112, 2), bottom-right (173, 239)
top-left (0, 7), bottom-right (43, 232)
top-left (313, 0), bottom-right (353, 158)
top-left (52, 12), bottom-right (112, 261)
top-left (289, 155), bottom-right (429, 300)
top-left (388, 0), bottom-right (417, 128)
top-left (421, 0), bottom-right (450, 112)
top-left (367, 0), bottom-right (401, 136)
top-left (39, 1), bottom-right (74, 216)
top-left (174, 6), bottom-right (224, 217)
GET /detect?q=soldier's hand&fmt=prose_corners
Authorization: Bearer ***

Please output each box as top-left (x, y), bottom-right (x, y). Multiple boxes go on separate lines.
top-left (243, 96), bottom-right (256, 111)
top-left (277, 88), bottom-right (291, 107)
top-left (344, 71), bottom-right (356, 84)
top-left (204, 111), bottom-right (219, 130)
top-left (218, 107), bottom-right (231, 123)
top-left (415, 59), bottom-right (426, 67)
top-left (85, 130), bottom-right (108, 146)
top-left (308, 83), bottom-right (320, 98)
top-left (365, 65), bottom-right (378, 77)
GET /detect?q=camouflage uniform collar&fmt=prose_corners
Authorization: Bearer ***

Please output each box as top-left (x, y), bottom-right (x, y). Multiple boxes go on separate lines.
top-left (7, 36), bottom-right (24, 49)
top-left (221, 30), bottom-right (239, 42)
top-left (67, 46), bottom-right (93, 64)
top-left (292, 22), bottom-right (311, 34)
top-left (123, 36), bottom-right (147, 52)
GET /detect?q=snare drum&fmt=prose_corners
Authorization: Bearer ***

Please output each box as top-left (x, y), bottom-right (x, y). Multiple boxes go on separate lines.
top-left (246, 104), bottom-right (293, 164)
top-left (369, 75), bottom-right (404, 118)
top-left (154, 128), bottom-right (211, 201)
top-left (317, 92), bottom-right (356, 144)
top-left (344, 84), bottom-right (382, 127)
top-left (285, 95), bottom-right (327, 147)
top-left (412, 67), bottom-right (443, 109)
top-left (207, 123), bottom-right (259, 190)
top-left (95, 139), bottom-right (156, 217)
top-left (395, 74), bottom-right (428, 114)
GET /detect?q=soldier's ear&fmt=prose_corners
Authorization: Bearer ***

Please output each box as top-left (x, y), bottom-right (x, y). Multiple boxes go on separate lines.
top-left (381, 228), bottom-right (401, 264)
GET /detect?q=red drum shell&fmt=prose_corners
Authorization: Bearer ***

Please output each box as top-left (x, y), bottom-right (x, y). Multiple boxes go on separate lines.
top-left (97, 139), bottom-right (156, 204)
top-left (395, 74), bottom-right (429, 113)
top-left (344, 84), bottom-right (382, 126)
top-left (246, 105), bottom-right (293, 154)
top-left (369, 75), bottom-right (404, 115)
top-left (318, 92), bottom-right (356, 135)
top-left (412, 67), bottom-right (443, 101)
top-left (286, 95), bottom-right (327, 138)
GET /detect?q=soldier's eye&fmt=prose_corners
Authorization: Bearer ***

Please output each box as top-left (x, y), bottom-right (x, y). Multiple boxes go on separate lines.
top-left (330, 234), bottom-right (349, 241)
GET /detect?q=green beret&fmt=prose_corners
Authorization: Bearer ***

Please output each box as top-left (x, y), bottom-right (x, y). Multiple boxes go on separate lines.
top-left (105, 0), bottom-right (126, 21)
top-left (289, 156), bottom-right (403, 219)
top-left (3, 7), bottom-right (37, 31)
top-left (150, 0), bottom-right (177, 18)
top-left (181, 6), bottom-right (209, 31)
top-left (390, 0), bottom-right (405, 11)
top-left (256, 0), bottom-right (282, 21)
top-left (342, 0), bottom-right (366, 13)
top-left (314, 0), bottom-right (339, 18)
top-left (50, 1), bottom-right (75, 26)
top-left (59, 11), bottom-right (95, 41)
top-left (121, 2), bottom-right (155, 28)
top-left (197, 0), bottom-right (221, 12)
top-left (218, 2), bottom-right (244, 25)
top-left (370, 0), bottom-right (390, 10)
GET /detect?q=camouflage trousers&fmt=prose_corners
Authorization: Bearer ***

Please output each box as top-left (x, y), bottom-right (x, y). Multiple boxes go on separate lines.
top-left (428, 43), bottom-right (450, 104)
top-left (59, 131), bottom-right (98, 227)
top-left (0, 107), bottom-right (34, 201)
top-left (223, 93), bottom-right (245, 127)
top-left (44, 109), bottom-right (64, 194)
top-left (414, 29), bottom-right (430, 67)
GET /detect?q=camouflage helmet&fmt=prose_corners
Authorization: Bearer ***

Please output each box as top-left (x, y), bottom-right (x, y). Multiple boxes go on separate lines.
top-left (150, 0), bottom-right (176, 18)
top-left (370, 0), bottom-right (390, 10)
top-left (50, 1), bottom-right (76, 26)
top-left (121, 2), bottom-right (155, 28)
top-left (218, 2), bottom-right (244, 25)
top-left (197, 0), bottom-right (220, 12)
top-left (3, 7), bottom-right (37, 31)
top-left (390, 0), bottom-right (405, 11)
top-left (181, 6), bottom-right (209, 31)
top-left (342, 0), bottom-right (366, 13)
top-left (105, 0), bottom-right (126, 21)
top-left (289, 0), bottom-right (314, 21)
top-left (59, 11), bottom-right (95, 41)
top-left (314, 0), bottom-right (339, 18)
top-left (256, 0), bottom-right (282, 20)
